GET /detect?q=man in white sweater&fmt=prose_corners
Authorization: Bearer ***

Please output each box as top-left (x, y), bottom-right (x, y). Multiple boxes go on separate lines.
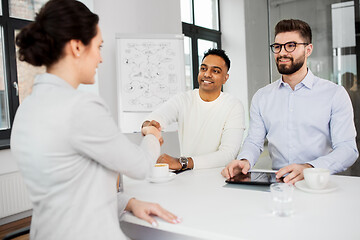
top-left (142, 49), bottom-right (245, 170)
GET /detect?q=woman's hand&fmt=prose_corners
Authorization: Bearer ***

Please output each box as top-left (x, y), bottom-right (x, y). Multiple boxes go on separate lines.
top-left (141, 126), bottom-right (164, 146)
top-left (125, 198), bottom-right (181, 227)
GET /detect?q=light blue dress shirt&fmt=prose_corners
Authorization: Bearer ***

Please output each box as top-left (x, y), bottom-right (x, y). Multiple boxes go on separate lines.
top-left (238, 69), bottom-right (358, 173)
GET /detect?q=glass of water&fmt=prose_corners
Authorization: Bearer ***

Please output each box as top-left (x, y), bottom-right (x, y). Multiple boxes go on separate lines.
top-left (270, 183), bottom-right (294, 217)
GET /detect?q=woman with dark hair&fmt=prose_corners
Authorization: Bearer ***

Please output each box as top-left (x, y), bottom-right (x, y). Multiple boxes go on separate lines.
top-left (11, 0), bottom-right (180, 239)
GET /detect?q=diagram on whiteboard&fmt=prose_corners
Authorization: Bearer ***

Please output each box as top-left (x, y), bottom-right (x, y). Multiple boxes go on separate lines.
top-left (117, 36), bottom-right (185, 112)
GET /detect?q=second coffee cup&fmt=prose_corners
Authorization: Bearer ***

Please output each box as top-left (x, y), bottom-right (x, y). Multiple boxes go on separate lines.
top-left (303, 168), bottom-right (330, 190)
top-left (151, 163), bottom-right (169, 178)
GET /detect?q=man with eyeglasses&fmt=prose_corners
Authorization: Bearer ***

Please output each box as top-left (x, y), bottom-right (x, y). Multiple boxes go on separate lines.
top-left (222, 19), bottom-right (358, 184)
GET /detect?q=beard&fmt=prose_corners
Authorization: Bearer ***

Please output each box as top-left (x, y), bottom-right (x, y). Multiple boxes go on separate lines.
top-left (276, 55), bottom-right (305, 75)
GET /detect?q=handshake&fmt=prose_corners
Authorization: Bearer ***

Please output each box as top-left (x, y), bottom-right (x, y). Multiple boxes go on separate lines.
top-left (141, 120), bottom-right (193, 170)
top-left (141, 120), bottom-right (164, 146)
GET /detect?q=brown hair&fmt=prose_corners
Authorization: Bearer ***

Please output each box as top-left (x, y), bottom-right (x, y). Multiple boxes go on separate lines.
top-left (16, 0), bottom-right (99, 67)
top-left (274, 19), bottom-right (312, 43)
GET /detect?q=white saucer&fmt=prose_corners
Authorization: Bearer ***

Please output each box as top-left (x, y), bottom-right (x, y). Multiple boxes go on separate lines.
top-left (295, 180), bottom-right (337, 193)
top-left (148, 172), bottom-right (176, 183)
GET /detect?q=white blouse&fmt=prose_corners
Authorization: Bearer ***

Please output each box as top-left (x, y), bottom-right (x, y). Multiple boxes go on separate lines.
top-left (11, 73), bottom-right (160, 240)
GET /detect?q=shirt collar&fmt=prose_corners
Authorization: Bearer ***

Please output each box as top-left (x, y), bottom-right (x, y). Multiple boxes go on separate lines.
top-left (196, 89), bottom-right (223, 103)
top-left (278, 68), bottom-right (315, 90)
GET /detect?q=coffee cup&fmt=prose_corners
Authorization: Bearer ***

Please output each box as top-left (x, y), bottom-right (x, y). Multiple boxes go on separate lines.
top-left (151, 163), bottom-right (169, 178)
top-left (303, 168), bottom-right (330, 190)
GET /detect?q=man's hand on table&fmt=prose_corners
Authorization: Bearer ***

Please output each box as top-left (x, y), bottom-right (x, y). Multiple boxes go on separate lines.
top-left (157, 154), bottom-right (194, 170)
top-left (125, 198), bottom-right (181, 227)
top-left (221, 159), bottom-right (250, 179)
top-left (276, 163), bottom-right (313, 184)
top-left (157, 154), bottom-right (182, 170)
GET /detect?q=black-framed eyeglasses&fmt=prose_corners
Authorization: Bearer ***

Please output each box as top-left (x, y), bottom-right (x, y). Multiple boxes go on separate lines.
top-left (270, 42), bottom-right (309, 53)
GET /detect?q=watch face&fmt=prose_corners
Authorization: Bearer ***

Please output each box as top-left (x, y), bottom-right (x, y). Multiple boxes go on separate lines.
top-left (180, 157), bottom-right (188, 169)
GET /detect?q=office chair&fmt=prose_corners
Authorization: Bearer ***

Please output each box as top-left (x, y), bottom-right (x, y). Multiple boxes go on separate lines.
top-left (2, 226), bottom-right (30, 240)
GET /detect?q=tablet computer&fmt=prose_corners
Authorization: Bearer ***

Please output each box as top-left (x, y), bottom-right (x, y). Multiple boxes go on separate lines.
top-left (225, 170), bottom-right (284, 186)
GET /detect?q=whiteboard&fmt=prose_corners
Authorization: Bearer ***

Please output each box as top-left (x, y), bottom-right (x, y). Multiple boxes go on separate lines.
top-left (116, 34), bottom-right (185, 133)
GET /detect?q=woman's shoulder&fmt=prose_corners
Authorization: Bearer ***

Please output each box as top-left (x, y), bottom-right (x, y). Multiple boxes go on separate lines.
top-left (73, 91), bottom-right (109, 111)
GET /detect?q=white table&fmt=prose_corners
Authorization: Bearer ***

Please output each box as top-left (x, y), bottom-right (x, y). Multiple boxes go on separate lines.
top-left (120, 168), bottom-right (360, 240)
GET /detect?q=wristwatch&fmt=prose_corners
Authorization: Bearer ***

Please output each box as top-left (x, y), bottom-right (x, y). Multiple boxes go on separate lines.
top-left (179, 157), bottom-right (188, 170)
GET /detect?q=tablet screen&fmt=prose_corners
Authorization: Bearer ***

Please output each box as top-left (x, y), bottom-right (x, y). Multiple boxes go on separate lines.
top-left (225, 171), bottom-right (284, 186)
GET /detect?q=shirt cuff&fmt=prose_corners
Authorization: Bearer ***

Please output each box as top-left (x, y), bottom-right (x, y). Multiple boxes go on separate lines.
top-left (117, 192), bottom-right (133, 218)
top-left (236, 153), bottom-right (256, 168)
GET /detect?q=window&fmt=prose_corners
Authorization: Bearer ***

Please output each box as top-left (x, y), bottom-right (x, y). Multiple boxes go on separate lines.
top-left (181, 0), bottom-right (221, 90)
top-left (0, 0), bottom-right (48, 148)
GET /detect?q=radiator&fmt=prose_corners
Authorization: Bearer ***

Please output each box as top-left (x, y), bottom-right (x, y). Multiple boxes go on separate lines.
top-left (0, 172), bottom-right (32, 218)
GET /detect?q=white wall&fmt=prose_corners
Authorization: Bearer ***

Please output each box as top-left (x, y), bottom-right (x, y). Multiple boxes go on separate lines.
top-left (243, 0), bottom-right (270, 103)
top-left (0, 150), bottom-right (18, 175)
top-left (221, 0), bottom-right (249, 135)
top-left (95, 0), bottom-right (182, 120)
top-left (93, 0), bottom-right (182, 156)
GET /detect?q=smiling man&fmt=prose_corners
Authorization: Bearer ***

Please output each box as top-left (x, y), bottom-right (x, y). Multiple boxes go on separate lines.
top-left (222, 19), bottom-right (358, 184)
top-left (142, 49), bottom-right (245, 170)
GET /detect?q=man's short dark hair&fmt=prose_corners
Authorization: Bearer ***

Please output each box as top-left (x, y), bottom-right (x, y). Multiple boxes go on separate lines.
top-left (202, 48), bottom-right (231, 71)
top-left (275, 19), bottom-right (312, 44)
